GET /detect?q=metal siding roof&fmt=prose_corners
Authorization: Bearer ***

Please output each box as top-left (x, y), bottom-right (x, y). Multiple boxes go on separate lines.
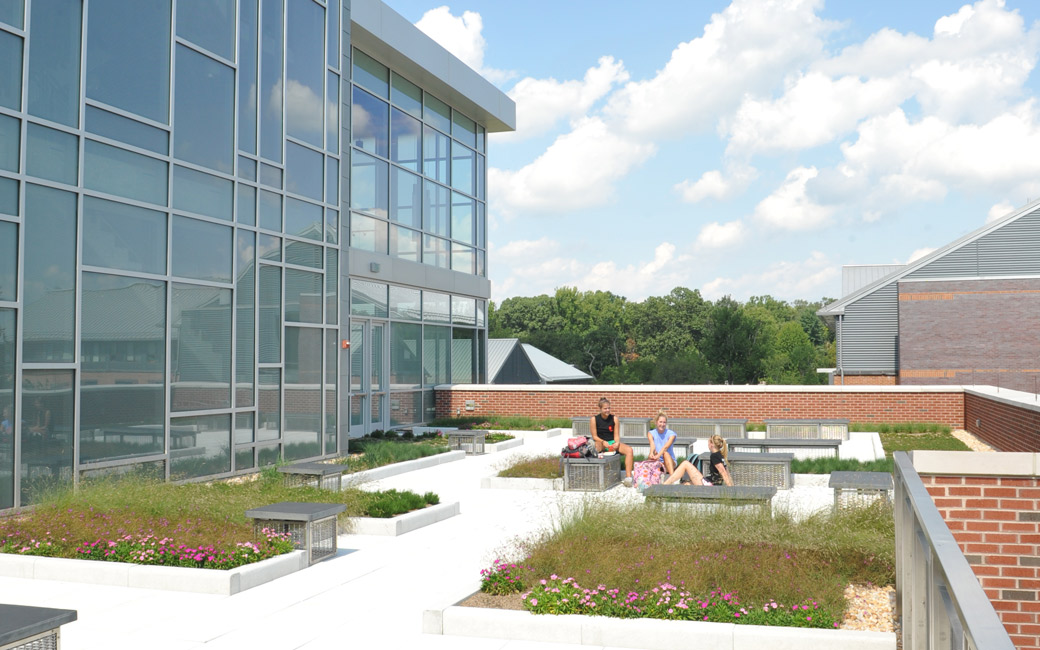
top-left (486, 338), bottom-right (519, 382)
top-left (519, 344), bottom-right (593, 383)
top-left (842, 265), bottom-right (904, 296)
top-left (977, 210), bottom-right (1040, 275)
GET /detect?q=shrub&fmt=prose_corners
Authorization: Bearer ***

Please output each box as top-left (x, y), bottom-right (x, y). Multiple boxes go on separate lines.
top-left (480, 558), bottom-right (533, 595)
top-left (361, 489), bottom-right (437, 518)
top-left (422, 491), bottom-right (440, 505)
top-left (401, 431), bottom-right (415, 440)
top-left (485, 433), bottom-right (515, 444)
top-left (369, 430), bottom-right (385, 439)
top-left (790, 457), bottom-right (893, 474)
top-left (338, 440), bottom-right (448, 472)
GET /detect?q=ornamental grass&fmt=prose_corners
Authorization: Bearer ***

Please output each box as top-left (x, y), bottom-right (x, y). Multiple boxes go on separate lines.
top-left (496, 455), bottom-right (564, 479)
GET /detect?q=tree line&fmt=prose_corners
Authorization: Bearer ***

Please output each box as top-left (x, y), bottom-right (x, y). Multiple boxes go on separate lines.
top-left (489, 287), bottom-right (836, 385)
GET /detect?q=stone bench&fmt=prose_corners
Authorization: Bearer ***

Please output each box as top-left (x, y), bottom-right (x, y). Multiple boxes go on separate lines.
top-left (244, 502), bottom-right (346, 565)
top-left (278, 462), bottom-right (348, 491)
top-left (448, 430), bottom-right (487, 455)
top-left (669, 418), bottom-right (748, 439)
top-left (695, 452), bottom-right (794, 489)
top-left (726, 438), bottom-right (841, 459)
top-left (0, 604), bottom-right (77, 650)
top-left (643, 484), bottom-right (777, 513)
top-left (620, 435), bottom-right (695, 459)
top-left (764, 419), bottom-right (849, 441)
top-left (562, 454), bottom-right (622, 492)
top-left (829, 471), bottom-right (894, 511)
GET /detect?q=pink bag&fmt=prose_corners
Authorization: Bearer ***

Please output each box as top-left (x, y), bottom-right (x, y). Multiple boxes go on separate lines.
top-left (633, 459), bottom-right (664, 487)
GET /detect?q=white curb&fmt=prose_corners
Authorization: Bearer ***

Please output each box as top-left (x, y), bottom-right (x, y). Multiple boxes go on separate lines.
top-left (348, 501), bottom-right (460, 536)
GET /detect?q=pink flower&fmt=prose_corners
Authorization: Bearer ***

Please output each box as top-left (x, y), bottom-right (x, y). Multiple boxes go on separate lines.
top-left (530, 599), bottom-right (538, 606)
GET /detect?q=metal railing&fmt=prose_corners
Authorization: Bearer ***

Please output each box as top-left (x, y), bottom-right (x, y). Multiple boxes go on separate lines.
top-left (893, 452), bottom-right (1014, 650)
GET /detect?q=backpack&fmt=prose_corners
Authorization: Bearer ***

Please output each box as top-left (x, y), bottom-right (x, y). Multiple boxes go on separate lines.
top-left (561, 435), bottom-right (596, 459)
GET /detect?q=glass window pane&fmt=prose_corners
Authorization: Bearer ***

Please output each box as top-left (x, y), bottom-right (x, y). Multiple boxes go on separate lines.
top-left (176, 0), bottom-right (235, 60)
top-left (83, 196), bottom-right (166, 274)
top-left (0, 0), bottom-right (23, 28)
top-left (452, 243), bottom-right (474, 274)
top-left (451, 141), bottom-right (474, 195)
top-left (0, 177), bottom-right (16, 216)
top-left (85, 105), bottom-right (169, 155)
top-left (477, 300), bottom-right (486, 327)
top-left (258, 233), bottom-right (280, 261)
top-left (0, 114), bottom-right (19, 172)
top-left (0, 31), bottom-right (22, 111)
top-left (325, 156), bottom-right (338, 204)
top-left (390, 225), bottom-right (420, 263)
top-left (451, 192), bottom-right (474, 244)
top-left (285, 0), bottom-right (324, 147)
top-left (390, 391), bottom-right (421, 428)
top-left (350, 150), bottom-right (388, 218)
top-left (0, 221), bottom-right (15, 301)
top-left (171, 284), bottom-right (232, 411)
top-left (259, 189), bottom-right (282, 230)
top-left (325, 248), bottom-right (337, 324)
top-left (235, 411), bottom-right (254, 445)
top-left (351, 85), bottom-right (388, 157)
top-left (391, 167), bottom-right (421, 228)
top-left (257, 442), bottom-right (280, 464)
top-left (349, 212), bottom-right (386, 253)
top-left (171, 216), bottom-right (233, 282)
top-left (423, 180), bottom-right (449, 237)
top-left (0, 309), bottom-right (12, 508)
top-left (477, 249), bottom-right (485, 277)
top-left (259, 0), bottom-right (283, 162)
top-left (422, 235), bottom-right (448, 269)
top-left (477, 202), bottom-right (485, 247)
top-left (476, 154), bottom-right (485, 200)
top-left (391, 73), bottom-right (421, 119)
top-left (350, 279), bottom-right (386, 317)
top-left (423, 325), bottom-right (449, 385)
top-left (260, 162), bottom-right (282, 188)
top-left (26, 124), bottom-right (78, 185)
top-left (424, 92), bottom-right (450, 133)
top-left (24, 184), bottom-right (76, 362)
top-left (174, 44), bottom-right (234, 173)
top-left (237, 184), bottom-right (256, 225)
top-left (236, 446), bottom-right (255, 470)
top-left (389, 286), bottom-right (420, 321)
top-left (390, 322), bottom-right (421, 390)
top-left (84, 140), bottom-right (168, 206)
top-left (285, 141), bottom-right (323, 200)
top-left (236, 230), bottom-right (255, 407)
top-left (86, 0), bottom-right (171, 123)
top-left (238, 0), bottom-right (258, 153)
top-left (423, 291), bottom-right (449, 323)
top-left (257, 368), bottom-right (280, 441)
top-left (285, 197), bottom-right (323, 240)
top-left (170, 414), bottom-right (231, 480)
top-left (326, 71), bottom-right (339, 153)
top-left (285, 240), bottom-right (322, 268)
top-left (325, 331), bottom-right (336, 454)
top-left (452, 296), bottom-right (476, 325)
top-left (27, 0), bottom-right (81, 127)
top-left (238, 156), bottom-right (257, 180)
top-left (423, 125), bottom-right (449, 183)
top-left (80, 273), bottom-right (166, 464)
top-left (284, 326), bottom-right (321, 460)
top-left (325, 208), bottom-right (338, 244)
top-left (352, 48), bottom-right (387, 98)
top-left (173, 165), bottom-right (233, 220)
top-left (451, 327), bottom-right (476, 383)
top-left (20, 370), bottom-right (75, 505)
top-left (259, 265), bottom-right (281, 362)
top-left (326, 0), bottom-right (338, 68)
top-left (390, 108), bottom-right (421, 172)
top-left (477, 125), bottom-right (485, 152)
top-left (452, 111), bottom-right (476, 147)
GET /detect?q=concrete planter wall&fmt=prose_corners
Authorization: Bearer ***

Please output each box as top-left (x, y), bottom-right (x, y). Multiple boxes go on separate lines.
top-left (480, 476), bottom-right (563, 491)
top-left (348, 502), bottom-right (460, 536)
top-left (345, 450), bottom-right (465, 484)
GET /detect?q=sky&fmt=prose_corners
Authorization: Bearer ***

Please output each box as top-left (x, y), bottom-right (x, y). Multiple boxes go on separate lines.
top-left (385, 0), bottom-right (1040, 304)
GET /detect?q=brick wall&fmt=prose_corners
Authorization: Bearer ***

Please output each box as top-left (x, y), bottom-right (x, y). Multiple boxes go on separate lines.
top-left (966, 390), bottom-right (1040, 452)
top-left (921, 472), bottom-right (1040, 649)
top-left (435, 386), bottom-right (966, 427)
top-left (833, 375), bottom-right (897, 385)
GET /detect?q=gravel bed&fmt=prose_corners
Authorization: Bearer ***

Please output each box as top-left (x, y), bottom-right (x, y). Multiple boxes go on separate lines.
top-left (951, 429), bottom-right (996, 452)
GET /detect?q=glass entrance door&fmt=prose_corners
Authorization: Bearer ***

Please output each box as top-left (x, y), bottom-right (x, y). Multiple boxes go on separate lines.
top-left (349, 319), bottom-right (387, 437)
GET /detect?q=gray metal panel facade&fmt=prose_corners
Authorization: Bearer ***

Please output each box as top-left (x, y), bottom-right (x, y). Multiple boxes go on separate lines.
top-left (491, 346), bottom-right (541, 384)
top-left (977, 209), bottom-right (1040, 275)
top-left (904, 242), bottom-right (978, 278)
top-left (842, 265), bottom-right (904, 297)
top-left (839, 284), bottom-right (899, 373)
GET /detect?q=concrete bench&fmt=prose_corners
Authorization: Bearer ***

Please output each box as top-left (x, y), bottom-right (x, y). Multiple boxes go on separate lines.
top-left (570, 417), bottom-right (591, 438)
top-left (695, 452), bottom-right (794, 489)
top-left (764, 419), bottom-right (849, 441)
top-left (669, 418), bottom-right (748, 439)
top-left (726, 438), bottom-right (841, 459)
top-left (643, 484), bottom-right (777, 513)
top-left (0, 604), bottom-right (77, 650)
top-left (278, 462), bottom-right (348, 491)
top-left (829, 471), bottom-right (893, 511)
top-left (448, 430), bottom-right (487, 455)
top-left (563, 455), bottom-right (622, 492)
top-left (620, 435), bottom-right (695, 459)
top-left (244, 502), bottom-right (346, 565)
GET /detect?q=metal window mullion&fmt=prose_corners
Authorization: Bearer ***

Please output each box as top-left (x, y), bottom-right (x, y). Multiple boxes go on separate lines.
top-left (83, 99), bottom-right (172, 133)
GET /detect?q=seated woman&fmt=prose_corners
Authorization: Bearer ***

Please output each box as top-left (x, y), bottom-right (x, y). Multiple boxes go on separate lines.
top-left (647, 412), bottom-right (678, 475)
top-left (588, 397), bottom-right (635, 487)
top-left (663, 434), bottom-right (734, 487)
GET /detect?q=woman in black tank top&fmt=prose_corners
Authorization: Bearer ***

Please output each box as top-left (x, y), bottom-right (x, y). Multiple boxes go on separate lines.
top-left (588, 398), bottom-right (634, 486)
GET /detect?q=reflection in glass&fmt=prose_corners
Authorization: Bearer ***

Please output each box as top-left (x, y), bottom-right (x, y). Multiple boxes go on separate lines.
top-left (325, 248), bottom-right (337, 324)
top-left (0, 222), bottom-right (14, 300)
top-left (173, 165), bottom-right (233, 221)
top-left (239, 156), bottom-right (257, 180)
top-left (390, 108), bottom-right (421, 172)
top-left (260, 0), bottom-right (283, 161)
top-left (423, 325), bottom-right (450, 385)
top-left (237, 184), bottom-right (257, 225)
top-left (79, 273), bottom-right (166, 464)
top-left (0, 31), bottom-right (22, 110)
top-left (390, 322), bottom-right (420, 390)
top-left (423, 389), bottom-right (436, 421)
top-left (423, 235), bottom-right (449, 269)
top-left (83, 196), bottom-right (166, 275)
top-left (423, 92), bottom-right (450, 133)
top-left (85, 106), bottom-right (168, 155)
top-left (286, 141), bottom-right (323, 200)
top-left (352, 49), bottom-right (388, 98)
top-left (452, 327), bottom-right (476, 383)
top-left (20, 370), bottom-right (74, 505)
top-left (236, 446), bottom-right (255, 471)
top-left (24, 184), bottom-right (76, 362)
top-left (258, 233), bottom-right (281, 261)
top-left (257, 369), bottom-right (280, 442)
top-left (84, 140), bottom-right (168, 206)
top-left (257, 443), bottom-right (280, 465)
top-left (477, 250), bottom-right (486, 277)
top-left (325, 156), bottom-right (338, 204)
top-left (390, 391), bottom-right (421, 428)
top-left (451, 141), bottom-right (474, 196)
top-left (236, 230), bottom-right (256, 407)
top-left (260, 162), bottom-right (282, 188)
top-left (350, 279), bottom-right (387, 318)
top-left (284, 326), bottom-right (321, 460)
top-left (452, 111), bottom-right (476, 147)
top-left (477, 125), bottom-right (485, 152)
top-left (390, 286), bottom-right (421, 321)
top-left (452, 295), bottom-right (476, 325)
top-left (174, 45), bottom-right (234, 173)
top-left (0, 310), bottom-right (14, 508)
top-left (476, 154), bottom-right (485, 200)
top-left (285, 240), bottom-right (322, 268)
top-left (239, 0), bottom-right (258, 153)
top-left (235, 412), bottom-right (254, 456)
top-left (27, 0), bottom-right (81, 127)
top-left (390, 226), bottom-right (420, 263)
top-left (371, 322), bottom-right (383, 392)
top-left (258, 266), bottom-right (281, 363)
top-left (349, 323), bottom-right (363, 393)
top-left (259, 189), bottom-right (282, 230)
top-left (326, 0), bottom-right (338, 68)
top-left (352, 86), bottom-right (388, 157)
top-left (423, 180), bottom-right (449, 237)
top-left (285, 198), bottom-right (323, 240)
top-left (325, 208), bottom-right (338, 244)
top-left (26, 124), bottom-right (78, 185)
top-left (171, 216), bottom-right (232, 283)
top-left (423, 125), bottom-right (449, 183)
top-left (171, 284), bottom-right (232, 411)
top-left (327, 71), bottom-right (339, 153)
top-left (176, 0), bottom-right (235, 60)
top-left (349, 212), bottom-right (387, 253)
top-left (170, 414), bottom-right (231, 480)
top-left (452, 244), bottom-right (474, 275)
top-left (285, 0), bottom-right (324, 147)
top-left (86, 0), bottom-right (171, 124)
top-left (477, 300), bottom-right (486, 327)
top-left (451, 192), bottom-right (474, 244)
top-left (477, 202), bottom-right (485, 247)
top-left (350, 151), bottom-right (388, 218)
top-left (285, 268), bottom-right (322, 323)
top-left (0, 114), bottom-right (20, 172)
top-left (391, 167), bottom-right (421, 228)
top-left (391, 73), bottom-right (422, 119)
top-left (0, 1), bottom-right (22, 28)
top-left (325, 330), bottom-right (336, 454)
top-left (0, 177), bottom-right (16, 216)
top-left (423, 291), bottom-right (449, 323)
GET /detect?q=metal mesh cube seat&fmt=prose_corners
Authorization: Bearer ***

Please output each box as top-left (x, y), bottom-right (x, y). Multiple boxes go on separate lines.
top-left (830, 471), bottom-right (893, 511)
top-left (764, 419), bottom-right (849, 441)
top-left (727, 439), bottom-right (841, 459)
top-left (570, 417), bottom-right (591, 437)
top-left (245, 502), bottom-right (345, 565)
top-left (0, 605), bottom-right (77, 650)
top-left (697, 452), bottom-right (793, 489)
top-left (619, 418), bottom-right (650, 438)
top-left (563, 455), bottom-right (622, 491)
top-left (448, 430), bottom-right (486, 455)
top-left (278, 462), bottom-right (347, 491)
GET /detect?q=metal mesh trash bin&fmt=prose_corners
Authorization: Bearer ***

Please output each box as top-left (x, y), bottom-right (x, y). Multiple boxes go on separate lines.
top-left (245, 502), bottom-right (346, 565)
top-left (563, 455), bottom-right (622, 491)
top-left (829, 471), bottom-right (893, 510)
top-left (448, 430), bottom-right (487, 455)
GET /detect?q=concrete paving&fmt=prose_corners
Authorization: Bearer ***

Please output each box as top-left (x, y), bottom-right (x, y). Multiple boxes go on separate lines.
top-left (1, 434), bottom-right (847, 649)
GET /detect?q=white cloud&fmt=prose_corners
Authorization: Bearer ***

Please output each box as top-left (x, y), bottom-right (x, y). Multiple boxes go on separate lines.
top-left (494, 237), bottom-right (560, 263)
top-left (675, 166), bottom-right (756, 203)
top-left (414, 6), bottom-right (513, 83)
top-left (695, 221), bottom-right (747, 250)
top-left (906, 247), bottom-right (936, 263)
top-left (701, 251), bottom-right (839, 301)
top-left (752, 166), bottom-right (833, 231)
top-left (987, 200), bottom-right (1016, 223)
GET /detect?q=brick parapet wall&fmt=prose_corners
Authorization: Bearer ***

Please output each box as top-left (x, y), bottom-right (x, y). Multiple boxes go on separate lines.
top-left (965, 389), bottom-right (1040, 452)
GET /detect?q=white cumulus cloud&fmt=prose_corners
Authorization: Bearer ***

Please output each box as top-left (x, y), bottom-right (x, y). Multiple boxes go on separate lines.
top-left (987, 200), bottom-right (1016, 223)
top-left (701, 251), bottom-right (839, 301)
top-left (414, 6), bottom-right (513, 83)
top-left (753, 167), bottom-right (834, 231)
top-left (695, 221), bottom-right (747, 250)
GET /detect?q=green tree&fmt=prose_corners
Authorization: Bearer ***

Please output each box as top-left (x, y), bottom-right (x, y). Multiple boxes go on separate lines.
top-left (701, 296), bottom-right (767, 384)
